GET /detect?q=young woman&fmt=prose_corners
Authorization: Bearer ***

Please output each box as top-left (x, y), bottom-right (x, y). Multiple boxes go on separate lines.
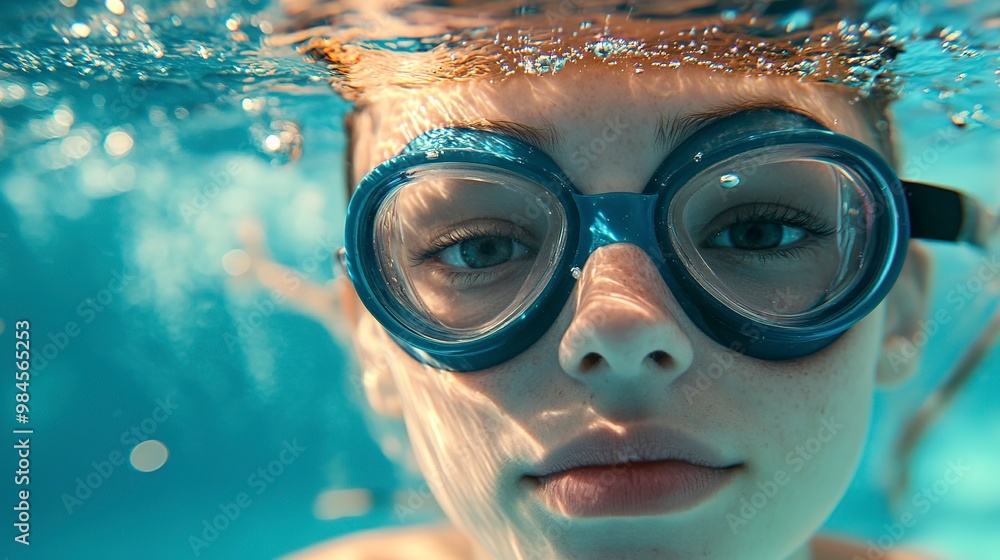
top-left (263, 4), bottom-right (997, 559)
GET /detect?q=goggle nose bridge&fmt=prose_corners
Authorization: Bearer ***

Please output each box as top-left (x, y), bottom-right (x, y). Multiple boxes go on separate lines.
top-left (571, 191), bottom-right (670, 270)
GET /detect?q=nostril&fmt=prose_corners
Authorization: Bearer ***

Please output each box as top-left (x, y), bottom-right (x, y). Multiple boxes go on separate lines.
top-left (580, 352), bottom-right (603, 372)
top-left (648, 350), bottom-right (673, 369)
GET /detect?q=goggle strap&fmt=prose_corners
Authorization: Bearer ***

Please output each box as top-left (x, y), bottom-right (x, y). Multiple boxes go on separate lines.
top-left (903, 181), bottom-right (995, 249)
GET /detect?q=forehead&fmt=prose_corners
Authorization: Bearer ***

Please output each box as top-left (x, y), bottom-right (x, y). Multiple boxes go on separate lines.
top-left (356, 64), bottom-right (882, 177)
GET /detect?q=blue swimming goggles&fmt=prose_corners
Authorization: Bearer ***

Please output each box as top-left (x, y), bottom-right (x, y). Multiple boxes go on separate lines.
top-left (339, 109), bottom-right (994, 372)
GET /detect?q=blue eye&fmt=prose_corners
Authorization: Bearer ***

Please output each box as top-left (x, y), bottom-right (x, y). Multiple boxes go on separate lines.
top-left (711, 221), bottom-right (808, 250)
top-left (409, 221), bottom-right (538, 276)
top-left (437, 235), bottom-right (532, 269)
top-left (705, 202), bottom-right (836, 262)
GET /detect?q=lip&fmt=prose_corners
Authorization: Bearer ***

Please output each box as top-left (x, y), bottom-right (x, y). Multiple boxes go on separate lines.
top-left (524, 425), bottom-right (742, 517)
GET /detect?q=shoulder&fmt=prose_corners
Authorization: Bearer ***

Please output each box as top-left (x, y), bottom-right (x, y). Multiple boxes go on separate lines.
top-left (812, 536), bottom-right (944, 560)
top-left (284, 529), bottom-right (945, 560)
top-left (281, 523), bottom-right (473, 560)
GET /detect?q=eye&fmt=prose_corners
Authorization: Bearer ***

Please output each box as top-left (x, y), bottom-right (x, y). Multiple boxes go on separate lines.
top-left (710, 220), bottom-right (807, 250)
top-left (437, 235), bottom-right (533, 269)
top-left (703, 202), bottom-right (835, 258)
top-left (410, 221), bottom-right (539, 273)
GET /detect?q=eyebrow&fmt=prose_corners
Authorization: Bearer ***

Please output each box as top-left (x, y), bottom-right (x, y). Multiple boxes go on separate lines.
top-left (432, 98), bottom-right (828, 156)
top-left (654, 98), bottom-right (828, 151)
top-left (447, 117), bottom-right (562, 152)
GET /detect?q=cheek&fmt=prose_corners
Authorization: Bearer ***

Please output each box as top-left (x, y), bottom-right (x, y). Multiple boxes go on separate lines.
top-left (715, 311), bottom-right (884, 550)
top-left (376, 330), bottom-right (543, 539)
top-left (737, 310), bottom-right (884, 467)
top-left (727, 301), bottom-right (885, 425)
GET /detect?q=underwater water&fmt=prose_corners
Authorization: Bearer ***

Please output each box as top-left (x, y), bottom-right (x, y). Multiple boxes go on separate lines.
top-left (0, 0), bottom-right (998, 558)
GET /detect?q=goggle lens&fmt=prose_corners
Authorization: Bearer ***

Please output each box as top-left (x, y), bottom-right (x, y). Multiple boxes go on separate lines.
top-left (374, 165), bottom-right (567, 336)
top-left (668, 148), bottom-right (880, 324)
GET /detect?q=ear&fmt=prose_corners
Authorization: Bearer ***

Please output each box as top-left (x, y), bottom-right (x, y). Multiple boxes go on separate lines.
top-left (332, 275), bottom-right (404, 418)
top-left (876, 240), bottom-right (933, 386)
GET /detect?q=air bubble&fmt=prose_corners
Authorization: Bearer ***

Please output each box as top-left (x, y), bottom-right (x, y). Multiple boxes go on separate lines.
top-left (105, 0), bottom-right (125, 15)
top-left (70, 23), bottom-right (92, 39)
top-left (6, 85), bottom-right (26, 101)
top-left (251, 120), bottom-right (303, 165)
top-left (693, 152), bottom-right (703, 163)
top-left (719, 174), bottom-right (741, 188)
top-left (104, 130), bottom-right (134, 156)
top-left (130, 440), bottom-right (168, 472)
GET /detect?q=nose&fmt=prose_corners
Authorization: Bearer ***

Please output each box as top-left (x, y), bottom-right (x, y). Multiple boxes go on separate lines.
top-left (559, 244), bottom-right (694, 409)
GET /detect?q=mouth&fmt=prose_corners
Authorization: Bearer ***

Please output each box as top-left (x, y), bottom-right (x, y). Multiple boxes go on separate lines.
top-left (523, 425), bottom-right (743, 517)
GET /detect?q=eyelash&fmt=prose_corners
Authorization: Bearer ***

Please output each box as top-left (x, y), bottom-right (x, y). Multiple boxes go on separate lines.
top-left (410, 224), bottom-right (514, 259)
top-left (708, 201), bottom-right (837, 264)
top-left (408, 223), bottom-right (534, 286)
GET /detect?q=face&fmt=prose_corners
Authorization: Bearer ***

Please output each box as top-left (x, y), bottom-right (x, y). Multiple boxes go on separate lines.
top-left (344, 65), bottom-right (907, 560)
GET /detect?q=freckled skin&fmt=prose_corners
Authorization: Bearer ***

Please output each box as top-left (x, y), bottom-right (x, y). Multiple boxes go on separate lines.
top-left (341, 65), bottom-right (915, 560)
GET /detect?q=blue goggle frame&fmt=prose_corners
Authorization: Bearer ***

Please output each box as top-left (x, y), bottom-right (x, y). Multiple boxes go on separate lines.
top-left (342, 109), bottom-right (973, 372)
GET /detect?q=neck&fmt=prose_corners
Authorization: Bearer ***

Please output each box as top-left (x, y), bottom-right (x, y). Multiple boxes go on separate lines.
top-left (464, 532), bottom-right (815, 560)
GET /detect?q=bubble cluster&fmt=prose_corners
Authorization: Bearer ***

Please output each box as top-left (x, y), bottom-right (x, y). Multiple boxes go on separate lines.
top-left (298, 3), bottom-right (910, 103)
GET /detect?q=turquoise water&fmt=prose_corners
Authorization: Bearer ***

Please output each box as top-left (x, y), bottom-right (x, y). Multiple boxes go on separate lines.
top-left (0, 0), bottom-right (998, 559)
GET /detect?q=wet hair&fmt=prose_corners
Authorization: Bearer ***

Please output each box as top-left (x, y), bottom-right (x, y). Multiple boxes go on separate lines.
top-left (275, 2), bottom-right (905, 197)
